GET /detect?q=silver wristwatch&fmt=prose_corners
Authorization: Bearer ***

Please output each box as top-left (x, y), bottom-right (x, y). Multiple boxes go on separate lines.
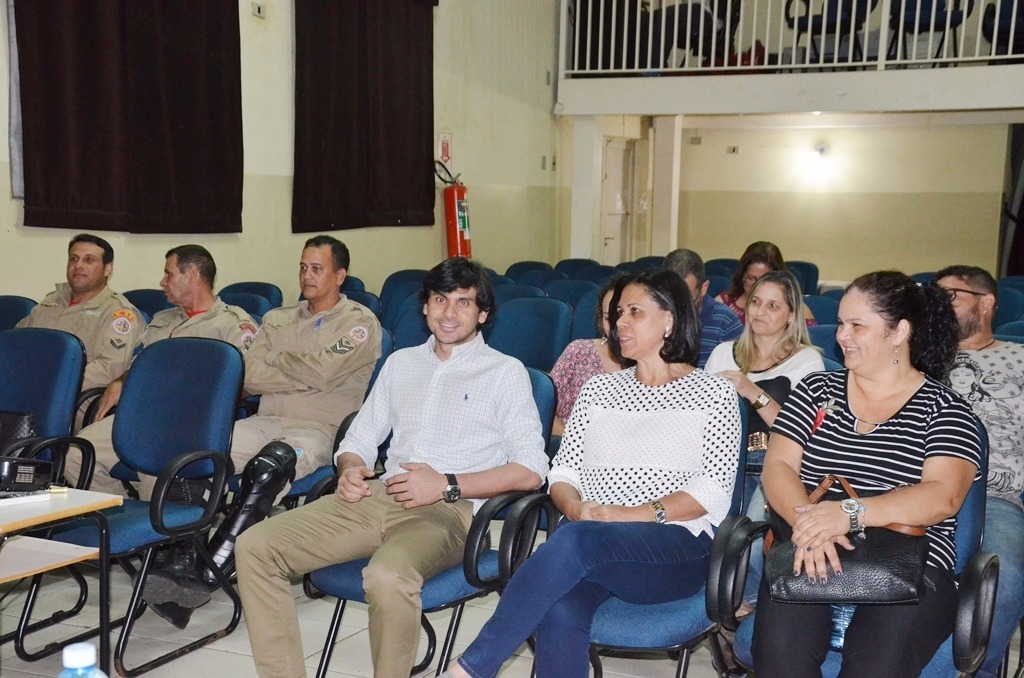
top-left (840, 498), bottom-right (866, 538)
top-left (442, 473), bottom-right (461, 503)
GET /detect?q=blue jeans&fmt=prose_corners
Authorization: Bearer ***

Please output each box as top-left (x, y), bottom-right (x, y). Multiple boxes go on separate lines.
top-left (457, 520), bottom-right (713, 678)
top-left (976, 497), bottom-right (1024, 678)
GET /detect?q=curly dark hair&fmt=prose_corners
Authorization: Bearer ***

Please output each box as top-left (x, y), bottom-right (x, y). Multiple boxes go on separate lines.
top-left (846, 271), bottom-right (958, 382)
top-left (608, 269), bottom-right (701, 366)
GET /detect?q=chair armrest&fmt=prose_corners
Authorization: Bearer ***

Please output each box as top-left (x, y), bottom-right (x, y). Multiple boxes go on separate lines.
top-left (5, 435), bottom-right (96, 490)
top-left (78, 387), bottom-right (110, 427)
top-left (953, 550), bottom-right (1000, 674)
top-left (150, 450), bottom-right (231, 537)
top-left (463, 490), bottom-right (535, 590)
top-left (307, 473), bottom-right (339, 503)
top-left (497, 492), bottom-right (563, 582)
top-left (707, 517), bottom-right (770, 631)
top-left (785, 0), bottom-right (812, 22)
top-left (237, 395), bottom-right (261, 418)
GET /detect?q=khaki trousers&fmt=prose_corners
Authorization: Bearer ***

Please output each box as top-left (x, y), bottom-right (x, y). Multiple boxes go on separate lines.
top-left (235, 480), bottom-right (473, 678)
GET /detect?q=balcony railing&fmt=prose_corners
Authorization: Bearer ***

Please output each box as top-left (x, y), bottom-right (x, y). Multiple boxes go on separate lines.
top-left (560, 0), bottom-right (1024, 75)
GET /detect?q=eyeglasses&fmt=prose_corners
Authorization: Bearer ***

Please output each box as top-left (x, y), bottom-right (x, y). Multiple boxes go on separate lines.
top-left (742, 274), bottom-right (761, 285)
top-left (941, 287), bottom-right (986, 302)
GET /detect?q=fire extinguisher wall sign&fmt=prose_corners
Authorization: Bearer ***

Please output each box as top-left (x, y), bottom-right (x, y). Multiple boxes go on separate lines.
top-left (436, 161), bottom-right (472, 259)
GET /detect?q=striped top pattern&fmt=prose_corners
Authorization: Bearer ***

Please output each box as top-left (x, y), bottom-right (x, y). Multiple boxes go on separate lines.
top-left (772, 370), bottom-right (982, 572)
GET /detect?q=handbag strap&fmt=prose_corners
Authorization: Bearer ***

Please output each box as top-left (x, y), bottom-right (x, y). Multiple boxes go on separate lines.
top-left (766, 475), bottom-right (925, 551)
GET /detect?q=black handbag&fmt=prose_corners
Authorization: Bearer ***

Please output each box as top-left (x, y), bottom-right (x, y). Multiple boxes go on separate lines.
top-left (764, 475), bottom-right (928, 604)
top-left (0, 410), bottom-right (35, 449)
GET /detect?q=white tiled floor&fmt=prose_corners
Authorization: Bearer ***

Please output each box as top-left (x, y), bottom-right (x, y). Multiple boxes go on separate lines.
top-left (0, 563), bottom-right (723, 678)
top-left (2, 555), bottom-right (1020, 678)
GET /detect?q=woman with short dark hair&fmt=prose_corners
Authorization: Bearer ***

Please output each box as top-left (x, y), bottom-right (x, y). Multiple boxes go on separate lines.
top-left (443, 269), bottom-right (743, 678)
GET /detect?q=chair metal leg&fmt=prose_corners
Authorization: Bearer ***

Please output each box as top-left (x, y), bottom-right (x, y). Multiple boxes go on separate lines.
top-left (589, 645), bottom-right (604, 678)
top-left (412, 613), bottom-right (437, 675)
top-left (676, 646), bottom-right (692, 678)
top-left (434, 604), bottom-right (466, 676)
top-left (315, 598), bottom-right (348, 678)
top-left (114, 538), bottom-right (243, 676)
top-left (2, 566), bottom-right (88, 646)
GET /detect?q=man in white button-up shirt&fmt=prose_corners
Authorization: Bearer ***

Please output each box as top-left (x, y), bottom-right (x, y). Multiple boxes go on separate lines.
top-left (236, 257), bottom-right (549, 678)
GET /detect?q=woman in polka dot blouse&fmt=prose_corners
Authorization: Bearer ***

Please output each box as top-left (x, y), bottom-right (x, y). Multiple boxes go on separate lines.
top-left (444, 269), bottom-right (743, 678)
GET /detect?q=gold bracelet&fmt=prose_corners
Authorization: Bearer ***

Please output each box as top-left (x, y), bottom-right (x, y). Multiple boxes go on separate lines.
top-left (649, 500), bottom-right (667, 524)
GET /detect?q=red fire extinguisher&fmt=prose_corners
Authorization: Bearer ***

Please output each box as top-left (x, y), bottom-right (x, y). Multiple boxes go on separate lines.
top-left (436, 161), bottom-right (471, 259)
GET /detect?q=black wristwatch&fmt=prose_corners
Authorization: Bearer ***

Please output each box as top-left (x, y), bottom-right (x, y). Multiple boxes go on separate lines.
top-left (442, 473), bottom-right (461, 503)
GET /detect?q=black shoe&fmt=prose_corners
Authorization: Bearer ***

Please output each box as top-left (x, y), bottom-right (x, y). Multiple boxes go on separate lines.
top-left (141, 544), bottom-right (211, 609)
top-left (148, 600), bottom-right (194, 630)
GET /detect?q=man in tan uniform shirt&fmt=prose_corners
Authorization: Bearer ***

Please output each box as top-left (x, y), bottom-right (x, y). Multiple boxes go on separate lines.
top-left (233, 235), bottom-right (382, 484)
top-left (70, 244), bottom-right (257, 496)
top-left (17, 233), bottom-right (145, 391)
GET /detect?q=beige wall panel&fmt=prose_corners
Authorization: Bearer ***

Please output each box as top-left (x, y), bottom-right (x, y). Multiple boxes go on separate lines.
top-left (680, 191), bottom-right (1001, 282)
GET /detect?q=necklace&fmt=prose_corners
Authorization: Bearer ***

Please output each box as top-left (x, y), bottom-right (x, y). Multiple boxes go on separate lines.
top-left (975, 339), bottom-right (996, 350)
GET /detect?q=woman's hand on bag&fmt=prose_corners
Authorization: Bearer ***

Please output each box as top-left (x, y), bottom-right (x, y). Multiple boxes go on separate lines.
top-left (792, 535), bottom-right (854, 581)
top-left (791, 501), bottom-right (849, 550)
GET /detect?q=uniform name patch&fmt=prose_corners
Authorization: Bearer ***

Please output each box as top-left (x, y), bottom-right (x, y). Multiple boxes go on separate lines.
top-left (113, 309), bottom-right (136, 322)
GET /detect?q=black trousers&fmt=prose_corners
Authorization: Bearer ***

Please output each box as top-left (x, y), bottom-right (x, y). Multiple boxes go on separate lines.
top-left (752, 565), bottom-right (957, 678)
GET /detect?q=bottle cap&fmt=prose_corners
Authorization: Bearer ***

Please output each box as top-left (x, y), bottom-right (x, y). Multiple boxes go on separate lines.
top-left (62, 642), bottom-right (97, 669)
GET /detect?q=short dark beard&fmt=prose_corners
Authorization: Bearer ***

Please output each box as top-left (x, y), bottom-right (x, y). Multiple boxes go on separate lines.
top-left (958, 307), bottom-right (982, 342)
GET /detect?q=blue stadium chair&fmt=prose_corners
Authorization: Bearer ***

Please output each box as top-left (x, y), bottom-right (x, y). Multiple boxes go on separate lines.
top-left (995, 333), bottom-right (1024, 344)
top-left (124, 289), bottom-right (173, 319)
top-left (706, 275), bottom-right (731, 299)
top-left (575, 264), bottom-right (617, 284)
top-left (788, 267), bottom-right (806, 293)
top-left (543, 279), bottom-right (599, 310)
top-left (379, 269), bottom-right (428, 318)
top-left (808, 324), bottom-right (843, 364)
top-left (505, 261), bottom-right (554, 282)
top-left (911, 271), bottom-right (937, 284)
top-left (518, 268), bottom-right (567, 289)
top-left (789, 261), bottom-right (820, 294)
top-left (219, 291), bottom-right (273, 319)
top-left (821, 288), bottom-right (846, 302)
top-left (494, 284), bottom-right (546, 306)
top-left (304, 367), bottom-right (557, 677)
top-left (18, 338), bottom-right (244, 675)
top-left (803, 295), bottom-right (840, 325)
top-left (571, 288), bottom-right (602, 341)
top-left (219, 281), bottom-right (283, 309)
top-left (995, 319), bottom-right (1024, 337)
top-left (706, 258), bottom-right (740, 278)
top-left (381, 281), bottom-right (423, 332)
top-left (614, 260), bottom-right (644, 273)
top-left (344, 289), bottom-right (382, 318)
top-left (634, 255), bottom-right (666, 269)
top-left (716, 421), bottom-right (997, 678)
top-left (554, 258), bottom-right (601, 278)
top-left (502, 397), bottom-right (748, 677)
top-left (822, 357), bottom-right (844, 371)
top-left (0, 329), bottom-right (90, 482)
top-left (484, 297), bottom-right (573, 371)
top-left (341, 275), bottom-right (365, 291)
top-left (0, 295), bottom-right (36, 329)
top-left (486, 268), bottom-right (514, 286)
top-left (995, 284), bottom-right (1024, 328)
top-left (391, 297), bottom-right (432, 350)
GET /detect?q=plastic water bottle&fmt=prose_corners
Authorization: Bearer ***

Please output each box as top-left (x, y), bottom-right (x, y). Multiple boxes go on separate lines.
top-left (829, 604), bottom-right (856, 650)
top-left (58, 642), bottom-right (108, 678)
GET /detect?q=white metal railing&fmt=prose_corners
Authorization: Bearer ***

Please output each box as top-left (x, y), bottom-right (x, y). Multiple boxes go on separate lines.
top-left (559, 0), bottom-right (1024, 75)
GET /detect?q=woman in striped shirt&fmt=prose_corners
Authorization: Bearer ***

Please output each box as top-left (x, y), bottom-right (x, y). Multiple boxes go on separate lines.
top-left (754, 270), bottom-right (982, 678)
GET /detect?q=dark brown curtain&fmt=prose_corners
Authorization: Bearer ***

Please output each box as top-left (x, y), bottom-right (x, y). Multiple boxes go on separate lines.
top-left (14, 1), bottom-right (242, 234)
top-left (292, 0), bottom-right (437, 233)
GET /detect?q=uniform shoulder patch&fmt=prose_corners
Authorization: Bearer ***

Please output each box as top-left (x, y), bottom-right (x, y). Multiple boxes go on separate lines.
top-left (112, 316), bottom-right (132, 335)
top-left (349, 326), bottom-right (369, 344)
top-left (331, 336), bottom-right (356, 354)
top-left (239, 322), bottom-right (258, 350)
top-left (113, 309), bottom-right (136, 323)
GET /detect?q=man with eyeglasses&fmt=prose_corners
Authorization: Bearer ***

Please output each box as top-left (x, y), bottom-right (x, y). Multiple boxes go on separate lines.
top-left (935, 265), bottom-right (1023, 678)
